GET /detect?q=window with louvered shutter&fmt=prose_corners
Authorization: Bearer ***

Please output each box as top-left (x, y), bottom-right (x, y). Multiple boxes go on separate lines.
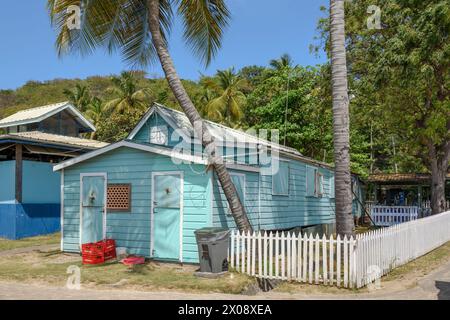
top-left (107, 184), bottom-right (131, 212)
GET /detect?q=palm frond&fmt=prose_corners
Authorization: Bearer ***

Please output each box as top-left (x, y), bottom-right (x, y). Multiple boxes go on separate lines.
top-left (177, 0), bottom-right (230, 66)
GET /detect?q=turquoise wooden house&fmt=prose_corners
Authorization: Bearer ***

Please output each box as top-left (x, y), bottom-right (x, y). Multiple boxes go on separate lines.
top-left (54, 103), bottom-right (357, 263)
top-left (0, 102), bottom-right (107, 239)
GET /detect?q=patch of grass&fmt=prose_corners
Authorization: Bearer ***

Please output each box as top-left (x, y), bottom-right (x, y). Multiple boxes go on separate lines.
top-left (275, 241), bottom-right (450, 294)
top-left (0, 233), bottom-right (60, 252)
top-left (383, 241), bottom-right (450, 282)
top-left (0, 251), bottom-right (255, 294)
top-left (355, 225), bottom-right (381, 234)
top-left (274, 281), bottom-right (363, 295)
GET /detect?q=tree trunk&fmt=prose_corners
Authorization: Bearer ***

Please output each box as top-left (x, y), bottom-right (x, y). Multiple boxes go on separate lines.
top-left (429, 141), bottom-right (450, 214)
top-left (330, 0), bottom-right (354, 236)
top-left (147, 0), bottom-right (252, 232)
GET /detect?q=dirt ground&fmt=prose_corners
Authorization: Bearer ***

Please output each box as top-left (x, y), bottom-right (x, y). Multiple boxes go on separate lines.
top-left (1, 239), bottom-right (450, 299)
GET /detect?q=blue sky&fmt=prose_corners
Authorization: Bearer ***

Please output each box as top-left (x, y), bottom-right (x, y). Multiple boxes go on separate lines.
top-left (0, 0), bottom-right (328, 90)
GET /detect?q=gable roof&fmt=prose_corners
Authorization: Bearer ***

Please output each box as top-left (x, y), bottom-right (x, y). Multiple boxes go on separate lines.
top-left (53, 140), bottom-right (208, 171)
top-left (0, 131), bottom-right (108, 150)
top-left (128, 103), bottom-right (334, 170)
top-left (0, 101), bottom-right (96, 132)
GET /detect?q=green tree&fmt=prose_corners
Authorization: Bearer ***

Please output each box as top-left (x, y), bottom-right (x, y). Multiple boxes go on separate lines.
top-left (338, 0), bottom-right (449, 213)
top-left (247, 66), bottom-right (331, 157)
top-left (63, 83), bottom-right (91, 112)
top-left (48, 0), bottom-right (252, 231)
top-left (104, 71), bottom-right (153, 114)
top-left (96, 108), bottom-right (145, 143)
top-left (85, 97), bottom-right (104, 139)
top-left (203, 68), bottom-right (247, 127)
top-left (269, 53), bottom-right (294, 70)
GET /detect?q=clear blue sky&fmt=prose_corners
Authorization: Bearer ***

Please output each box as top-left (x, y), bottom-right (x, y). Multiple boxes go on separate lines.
top-left (0, 0), bottom-right (328, 90)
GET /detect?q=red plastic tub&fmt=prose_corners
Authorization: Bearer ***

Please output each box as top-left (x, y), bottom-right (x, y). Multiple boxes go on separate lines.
top-left (121, 256), bottom-right (145, 266)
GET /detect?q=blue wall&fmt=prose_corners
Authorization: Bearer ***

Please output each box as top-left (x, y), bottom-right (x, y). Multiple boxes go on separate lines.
top-left (0, 203), bottom-right (60, 239)
top-left (0, 161), bottom-right (15, 203)
top-left (23, 161), bottom-right (61, 203)
top-left (0, 204), bottom-right (16, 239)
top-left (0, 160), bottom-right (61, 204)
top-left (0, 160), bottom-right (61, 239)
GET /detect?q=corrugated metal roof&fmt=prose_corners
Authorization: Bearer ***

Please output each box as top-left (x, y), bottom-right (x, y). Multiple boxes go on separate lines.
top-left (0, 101), bottom-right (95, 131)
top-left (368, 173), bottom-right (450, 183)
top-left (155, 103), bottom-right (303, 156)
top-left (129, 103), bottom-right (335, 170)
top-left (0, 131), bottom-right (108, 149)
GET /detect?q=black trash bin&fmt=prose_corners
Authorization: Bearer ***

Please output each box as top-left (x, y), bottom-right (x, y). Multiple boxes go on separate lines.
top-left (195, 227), bottom-right (230, 273)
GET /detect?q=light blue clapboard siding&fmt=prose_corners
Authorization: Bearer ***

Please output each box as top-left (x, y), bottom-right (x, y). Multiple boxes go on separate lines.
top-left (62, 147), bottom-right (212, 263)
top-left (131, 112), bottom-right (337, 231)
top-left (212, 158), bottom-right (336, 231)
top-left (212, 170), bottom-right (260, 229)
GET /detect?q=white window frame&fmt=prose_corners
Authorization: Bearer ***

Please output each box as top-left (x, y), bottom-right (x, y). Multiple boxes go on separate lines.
top-left (272, 160), bottom-right (290, 196)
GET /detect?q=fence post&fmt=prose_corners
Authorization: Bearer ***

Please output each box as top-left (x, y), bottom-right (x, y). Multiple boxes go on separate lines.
top-left (336, 234), bottom-right (341, 287)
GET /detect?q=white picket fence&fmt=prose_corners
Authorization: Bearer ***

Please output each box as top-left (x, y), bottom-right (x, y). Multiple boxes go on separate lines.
top-left (230, 230), bottom-right (357, 288)
top-left (229, 210), bottom-right (450, 289)
top-left (371, 206), bottom-right (419, 226)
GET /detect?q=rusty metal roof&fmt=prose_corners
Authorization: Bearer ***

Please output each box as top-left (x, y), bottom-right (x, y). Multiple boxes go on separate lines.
top-left (368, 173), bottom-right (450, 184)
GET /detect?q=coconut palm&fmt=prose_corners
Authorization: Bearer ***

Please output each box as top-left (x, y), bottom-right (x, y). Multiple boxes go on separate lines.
top-left (269, 53), bottom-right (294, 70)
top-left (330, 0), bottom-right (354, 236)
top-left (85, 97), bottom-right (104, 139)
top-left (63, 83), bottom-right (91, 112)
top-left (203, 68), bottom-right (246, 126)
top-left (104, 71), bottom-right (152, 114)
top-left (48, 0), bottom-right (252, 231)
top-left (197, 87), bottom-right (217, 118)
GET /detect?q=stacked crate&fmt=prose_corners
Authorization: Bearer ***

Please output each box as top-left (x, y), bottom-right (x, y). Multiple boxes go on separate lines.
top-left (81, 239), bottom-right (116, 265)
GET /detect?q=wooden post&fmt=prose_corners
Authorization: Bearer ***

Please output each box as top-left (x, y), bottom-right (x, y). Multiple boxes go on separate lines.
top-left (15, 144), bottom-right (23, 203)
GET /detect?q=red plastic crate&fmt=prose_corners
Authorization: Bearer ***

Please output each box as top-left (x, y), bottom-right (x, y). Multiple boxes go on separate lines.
top-left (82, 239), bottom-right (116, 265)
top-left (82, 254), bottom-right (105, 265)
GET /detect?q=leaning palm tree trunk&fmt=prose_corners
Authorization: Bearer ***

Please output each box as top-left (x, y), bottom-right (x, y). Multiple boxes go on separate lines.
top-left (148, 0), bottom-right (252, 232)
top-left (330, 0), bottom-right (354, 236)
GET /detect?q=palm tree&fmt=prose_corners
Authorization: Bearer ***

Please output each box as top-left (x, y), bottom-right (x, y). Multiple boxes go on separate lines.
top-left (85, 97), bottom-right (104, 139)
top-left (269, 53), bottom-right (294, 70)
top-left (203, 68), bottom-right (246, 126)
top-left (104, 71), bottom-right (152, 114)
top-left (197, 87), bottom-right (217, 118)
top-left (48, 0), bottom-right (252, 231)
top-left (63, 84), bottom-right (91, 112)
top-left (330, 0), bottom-right (354, 236)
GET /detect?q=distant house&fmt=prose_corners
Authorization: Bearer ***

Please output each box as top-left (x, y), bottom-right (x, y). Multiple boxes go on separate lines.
top-left (0, 102), bottom-right (107, 239)
top-left (367, 173), bottom-right (450, 212)
top-left (54, 103), bottom-right (365, 263)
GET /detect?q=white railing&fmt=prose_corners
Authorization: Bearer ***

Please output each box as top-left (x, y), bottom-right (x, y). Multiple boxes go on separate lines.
top-left (229, 210), bottom-right (450, 289)
top-left (422, 200), bottom-right (450, 211)
top-left (371, 206), bottom-right (419, 226)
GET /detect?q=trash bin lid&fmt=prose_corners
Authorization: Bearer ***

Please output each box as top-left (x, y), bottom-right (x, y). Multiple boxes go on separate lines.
top-left (194, 227), bottom-right (229, 235)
